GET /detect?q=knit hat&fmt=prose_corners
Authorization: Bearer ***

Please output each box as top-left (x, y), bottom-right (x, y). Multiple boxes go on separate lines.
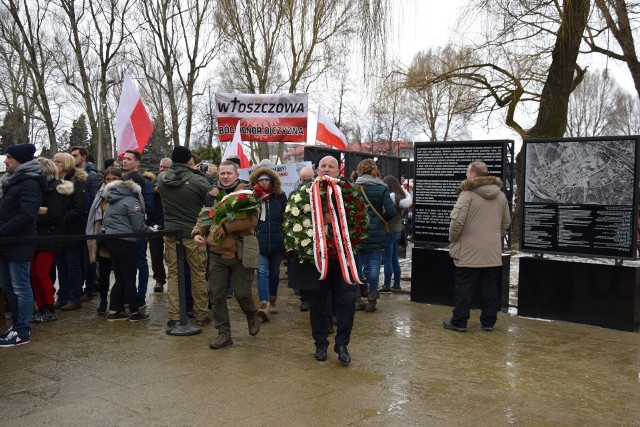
top-left (5, 143), bottom-right (36, 164)
top-left (171, 146), bottom-right (191, 164)
top-left (257, 174), bottom-right (271, 181)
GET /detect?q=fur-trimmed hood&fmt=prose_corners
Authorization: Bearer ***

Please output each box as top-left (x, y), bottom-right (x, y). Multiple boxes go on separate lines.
top-left (55, 179), bottom-right (74, 196)
top-left (456, 175), bottom-right (503, 199)
top-left (105, 178), bottom-right (142, 196)
top-left (143, 171), bottom-right (157, 183)
top-left (104, 178), bottom-right (145, 209)
top-left (249, 166), bottom-right (282, 194)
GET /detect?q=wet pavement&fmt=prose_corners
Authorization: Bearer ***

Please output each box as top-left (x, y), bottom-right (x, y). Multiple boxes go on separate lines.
top-left (2, 248), bottom-right (640, 426)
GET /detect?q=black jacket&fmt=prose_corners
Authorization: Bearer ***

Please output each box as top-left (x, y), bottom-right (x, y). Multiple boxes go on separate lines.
top-left (0, 160), bottom-right (48, 261)
top-left (62, 168), bottom-right (88, 240)
top-left (36, 179), bottom-right (74, 254)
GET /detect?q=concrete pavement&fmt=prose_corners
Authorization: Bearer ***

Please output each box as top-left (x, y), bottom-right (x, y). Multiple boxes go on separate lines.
top-left (1, 281), bottom-right (640, 426)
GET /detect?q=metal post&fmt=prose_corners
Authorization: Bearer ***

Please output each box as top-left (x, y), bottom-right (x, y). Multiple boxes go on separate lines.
top-left (166, 229), bottom-right (201, 336)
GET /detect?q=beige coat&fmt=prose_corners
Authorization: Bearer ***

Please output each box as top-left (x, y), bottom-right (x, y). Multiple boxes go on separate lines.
top-left (448, 176), bottom-right (511, 268)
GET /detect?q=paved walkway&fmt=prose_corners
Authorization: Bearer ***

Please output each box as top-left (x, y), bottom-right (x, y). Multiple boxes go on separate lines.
top-left (2, 275), bottom-right (639, 426)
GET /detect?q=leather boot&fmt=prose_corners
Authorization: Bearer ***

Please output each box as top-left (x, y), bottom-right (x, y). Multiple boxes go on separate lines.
top-left (365, 291), bottom-right (378, 312)
top-left (257, 301), bottom-right (270, 321)
top-left (354, 296), bottom-right (367, 311)
top-left (269, 296), bottom-right (278, 314)
top-left (246, 311), bottom-right (260, 336)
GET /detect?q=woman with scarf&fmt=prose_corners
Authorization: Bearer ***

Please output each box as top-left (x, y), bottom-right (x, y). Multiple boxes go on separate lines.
top-left (85, 167), bottom-right (123, 314)
top-left (354, 159), bottom-right (396, 312)
top-left (30, 158), bottom-right (73, 323)
top-left (249, 166), bottom-right (287, 321)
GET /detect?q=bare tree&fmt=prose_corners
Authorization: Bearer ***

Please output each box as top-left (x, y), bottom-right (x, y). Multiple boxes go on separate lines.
top-left (215, 0), bottom-right (393, 162)
top-left (405, 47), bottom-right (478, 141)
top-left (51, 0), bottom-right (133, 164)
top-left (135, 0), bottom-right (217, 149)
top-left (566, 69), bottom-right (628, 137)
top-left (587, 1), bottom-right (640, 98)
top-left (610, 91), bottom-right (640, 135)
top-left (1, 0), bottom-right (60, 152)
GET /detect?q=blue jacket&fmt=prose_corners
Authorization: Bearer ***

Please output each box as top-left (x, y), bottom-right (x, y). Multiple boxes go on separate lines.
top-left (0, 160), bottom-right (48, 261)
top-left (356, 175), bottom-right (396, 251)
top-left (84, 162), bottom-right (100, 215)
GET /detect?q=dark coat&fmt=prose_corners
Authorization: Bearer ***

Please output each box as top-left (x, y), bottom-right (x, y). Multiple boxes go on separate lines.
top-left (62, 168), bottom-right (88, 241)
top-left (0, 161), bottom-right (48, 261)
top-left (250, 166), bottom-right (287, 255)
top-left (287, 253), bottom-right (353, 292)
top-left (84, 162), bottom-right (100, 215)
top-left (356, 176), bottom-right (396, 251)
top-left (36, 179), bottom-right (74, 254)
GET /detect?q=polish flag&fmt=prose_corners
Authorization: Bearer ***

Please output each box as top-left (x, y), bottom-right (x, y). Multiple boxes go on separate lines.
top-left (114, 73), bottom-right (153, 156)
top-left (222, 120), bottom-right (251, 168)
top-left (316, 107), bottom-right (347, 150)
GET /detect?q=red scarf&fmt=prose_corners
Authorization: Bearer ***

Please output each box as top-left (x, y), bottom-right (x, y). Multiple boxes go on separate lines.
top-left (253, 183), bottom-right (274, 200)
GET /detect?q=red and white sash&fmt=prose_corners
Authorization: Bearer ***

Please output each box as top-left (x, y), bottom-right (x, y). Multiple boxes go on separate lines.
top-left (309, 176), bottom-right (362, 285)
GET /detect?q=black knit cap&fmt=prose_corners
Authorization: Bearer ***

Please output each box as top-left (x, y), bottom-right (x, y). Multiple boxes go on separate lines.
top-left (171, 145), bottom-right (191, 164)
top-left (5, 143), bottom-right (36, 164)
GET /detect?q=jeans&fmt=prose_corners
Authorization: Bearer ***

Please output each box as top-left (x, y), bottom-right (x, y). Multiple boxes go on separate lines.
top-left (383, 232), bottom-right (402, 289)
top-left (0, 257), bottom-right (33, 336)
top-left (257, 252), bottom-right (282, 302)
top-left (137, 238), bottom-right (149, 299)
top-left (358, 250), bottom-right (385, 294)
top-left (56, 244), bottom-right (84, 304)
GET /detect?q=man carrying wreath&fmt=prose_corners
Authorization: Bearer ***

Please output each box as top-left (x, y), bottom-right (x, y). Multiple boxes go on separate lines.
top-left (193, 160), bottom-right (260, 349)
top-left (288, 155), bottom-right (357, 366)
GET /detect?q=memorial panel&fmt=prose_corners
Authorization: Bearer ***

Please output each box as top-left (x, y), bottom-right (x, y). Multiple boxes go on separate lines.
top-left (521, 137), bottom-right (640, 259)
top-left (413, 141), bottom-right (512, 244)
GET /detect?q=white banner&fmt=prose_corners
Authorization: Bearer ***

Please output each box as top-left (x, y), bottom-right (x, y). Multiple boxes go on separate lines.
top-left (239, 161), bottom-right (313, 197)
top-left (215, 93), bottom-right (308, 143)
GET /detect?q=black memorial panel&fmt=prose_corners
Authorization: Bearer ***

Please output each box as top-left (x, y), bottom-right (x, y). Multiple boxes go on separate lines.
top-left (518, 257), bottom-right (640, 331)
top-left (411, 247), bottom-right (510, 311)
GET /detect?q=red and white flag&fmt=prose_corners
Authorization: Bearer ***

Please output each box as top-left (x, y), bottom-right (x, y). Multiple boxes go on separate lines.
top-left (316, 107), bottom-right (347, 150)
top-left (222, 121), bottom-right (251, 168)
top-left (114, 73), bottom-right (153, 156)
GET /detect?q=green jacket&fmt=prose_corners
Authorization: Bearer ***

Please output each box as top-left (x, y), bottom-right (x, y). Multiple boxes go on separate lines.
top-left (157, 164), bottom-right (213, 237)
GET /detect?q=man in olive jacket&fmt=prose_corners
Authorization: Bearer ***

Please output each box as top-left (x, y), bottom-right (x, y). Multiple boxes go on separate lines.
top-left (443, 161), bottom-right (511, 333)
top-left (157, 146), bottom-right (213, 329)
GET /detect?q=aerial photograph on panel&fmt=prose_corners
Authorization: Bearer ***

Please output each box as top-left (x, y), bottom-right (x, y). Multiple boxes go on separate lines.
top-left (525, 139), bottom-right (635, 205)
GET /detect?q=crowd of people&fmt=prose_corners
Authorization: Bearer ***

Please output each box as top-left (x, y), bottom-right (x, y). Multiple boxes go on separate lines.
top-left (0, 143), bottom-right (422, 365)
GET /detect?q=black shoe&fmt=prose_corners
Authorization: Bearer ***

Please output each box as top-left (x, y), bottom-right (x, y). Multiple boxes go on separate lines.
top-left (314, 346), bottom-right (328, 361)
top-left (107, 312), bottom-right (129, 321)
top-left (129, 312), bottom-right (150, 322)
top-left (334, 344), bottom-right (351, 365)
top-left (96, 300), bottom-right (107, 315)
top-left (299, 300), bottom-right (310, 311)
top-left (482, 325), bottom-right (494, 332)
top-left (378, 288), bottom-right (391, 293)
top-left (196, 317), bottom-right (212, 326)
top-left (442, 320), bottom-right (467, 332)
top-left (166, 319), bottom-right (179, 328)
top-left (391, 285), bottom-right (401, 290)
